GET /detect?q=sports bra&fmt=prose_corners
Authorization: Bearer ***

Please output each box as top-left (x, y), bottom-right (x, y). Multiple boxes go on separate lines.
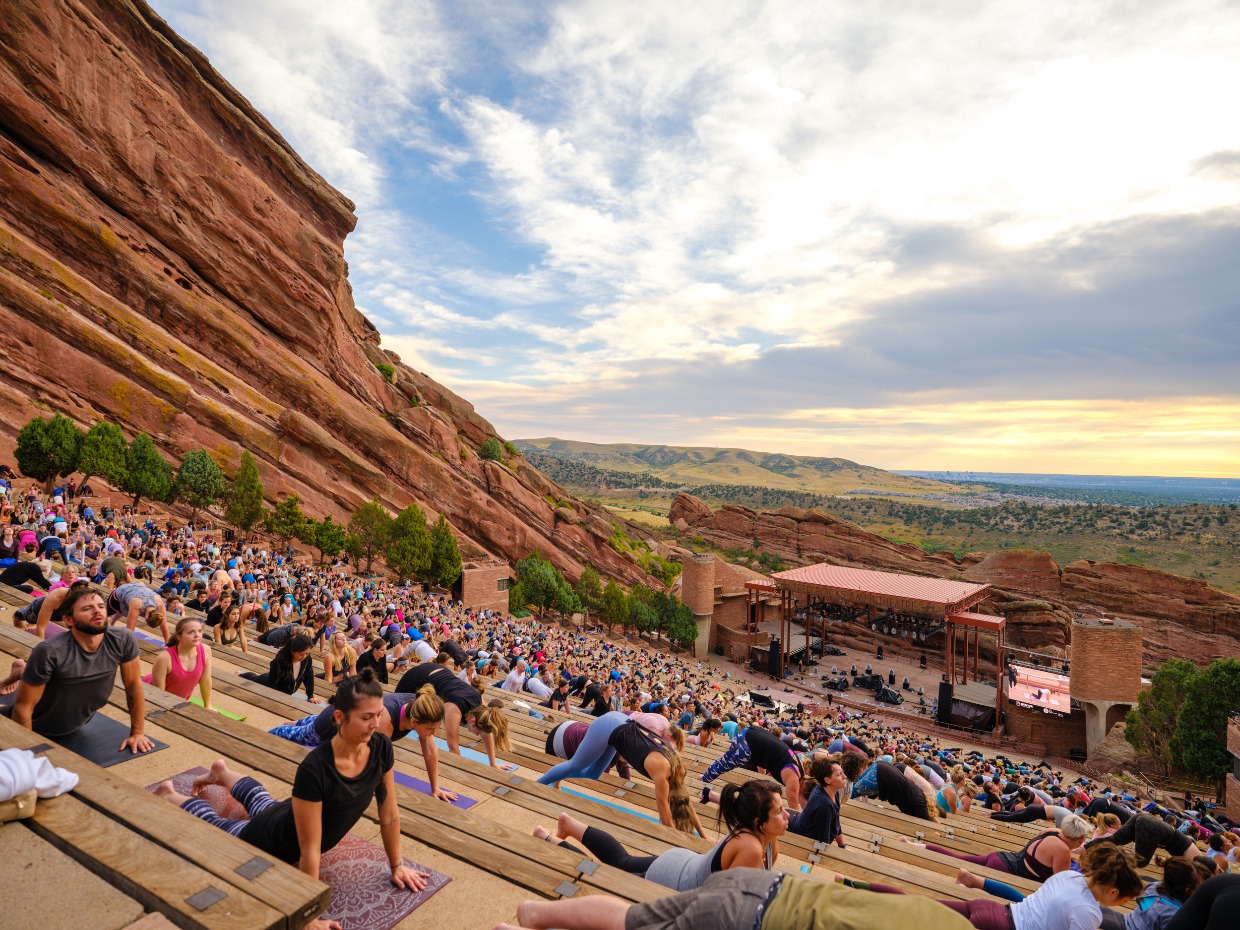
top-left (998, 830), bottom-right (1058, 881)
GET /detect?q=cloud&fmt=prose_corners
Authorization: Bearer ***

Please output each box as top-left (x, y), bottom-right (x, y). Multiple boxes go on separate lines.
top-left (154, 0), bottom-right (1240, 475)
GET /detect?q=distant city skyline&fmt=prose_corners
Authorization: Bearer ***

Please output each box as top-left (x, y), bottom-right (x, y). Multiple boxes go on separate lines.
top-left (158, 1), bottom-right (1240, 477)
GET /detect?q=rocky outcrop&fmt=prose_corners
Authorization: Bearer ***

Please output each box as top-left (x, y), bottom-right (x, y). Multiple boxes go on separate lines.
top-left (672, 493), bottom-right (1240, 667)
top-left (0, 0), bottom-right (653, 587)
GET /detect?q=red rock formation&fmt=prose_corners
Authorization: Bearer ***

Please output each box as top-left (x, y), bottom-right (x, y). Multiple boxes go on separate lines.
top-left (672, 493), bottom-right (1240, 667)
top-left (0, 0), bottom-right (652, 588)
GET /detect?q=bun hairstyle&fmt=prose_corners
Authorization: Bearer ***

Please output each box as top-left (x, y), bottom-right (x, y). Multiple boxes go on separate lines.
top-left (333, 668), bottom-right (384, 716)
top-left (1079, 842), bottom-right (1143, 899)
top-left (950, 764), bottom-right (967, 786)
top-left (403, 684), bottom-right (446, 725)
top-left (1016, 786), bottom-right (1035, 806)
top-left (719, 780), bottom-right (784, 835)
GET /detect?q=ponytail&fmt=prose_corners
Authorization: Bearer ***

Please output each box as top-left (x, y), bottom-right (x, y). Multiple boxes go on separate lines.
top-left (404, 684), bottom-right (446, 725)
top-left (466, 705), bottom-right (511, 752)
top-left (333, 668), bottom-right (383, 716)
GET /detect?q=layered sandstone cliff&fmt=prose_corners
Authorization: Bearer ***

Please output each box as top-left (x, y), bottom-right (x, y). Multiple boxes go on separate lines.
top-left (670, 494), bottom-right (1240, 667)
top-left (0, 0), bottom-right (651, 586)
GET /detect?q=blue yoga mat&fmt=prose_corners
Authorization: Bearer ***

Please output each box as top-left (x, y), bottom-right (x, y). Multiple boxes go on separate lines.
top-left (393, 770), bottom-right (476, 809)
top-left (404, 733), bottom-right (519, 772)
top-left (558, 785), bottom-right (661, 824)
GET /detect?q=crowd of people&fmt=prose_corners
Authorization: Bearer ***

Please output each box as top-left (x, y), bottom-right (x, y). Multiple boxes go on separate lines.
top-left (2, 476), bottom-right (1237, 930)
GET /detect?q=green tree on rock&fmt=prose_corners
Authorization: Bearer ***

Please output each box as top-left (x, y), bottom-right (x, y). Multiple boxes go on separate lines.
top-left (574, 566), bottom-right (603, 621)
top-left (310, 515), bottom-right (349, 565)
top-left (1170, 658), bottom-right (1240, 780)
top-left (174, 449), bottom-right (226, 523)
top-left (15, 414), bottom-right (83, 493)
top-left (121, 433), bottom-right (173, 510)
top-left (511, 553), bottom-right (564, 613)
top-left (479, 437), bottom-right (504, 461)
top-left (77, 421), bottom-right (128, 490)
top-left (347, 498), bottom-right (392, 574)
top-left (226, 451), bottom-right (265, 534)
top-left (428, 514), bottom-right (462, 589)
top-left (600, 581), bottom-right (628, 635)
top-left (387, 504), bottom-right (431, 583)
top-left (666, 598), bottom-right (699, 652)
top-left (629, 599), bottom-right (659, 636)
top-left (266, 494), bottom-right (309, 550)
top-left (1124, 659), bottom-right (1197, 774)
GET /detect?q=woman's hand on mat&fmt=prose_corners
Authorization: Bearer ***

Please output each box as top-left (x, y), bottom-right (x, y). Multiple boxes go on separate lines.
top-left (308, 697), bottom-right (324, 704)
top-left (120, 733), bottom-right (155, 753)
top-left (391, 864), bottom-right (431, 891)
top-left (433, 787), bottom-right (459, 803)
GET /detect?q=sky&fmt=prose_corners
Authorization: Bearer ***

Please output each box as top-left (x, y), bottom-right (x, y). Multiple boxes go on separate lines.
top-left (155, 1), bottom-right (1240, 477)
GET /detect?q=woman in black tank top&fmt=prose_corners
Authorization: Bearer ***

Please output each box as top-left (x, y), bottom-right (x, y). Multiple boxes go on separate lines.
top-left (394, 663), bottom-right (511, 769)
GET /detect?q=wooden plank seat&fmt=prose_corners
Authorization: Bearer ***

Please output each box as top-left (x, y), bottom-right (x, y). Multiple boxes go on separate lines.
top-left (0, 624), bottom-right (658, 905)
top-left (0, 713), bottom-right (326, 930)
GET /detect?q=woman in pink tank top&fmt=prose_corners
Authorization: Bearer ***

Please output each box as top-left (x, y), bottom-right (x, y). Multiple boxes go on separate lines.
top-left (144, 616), bottom-right (215, 708)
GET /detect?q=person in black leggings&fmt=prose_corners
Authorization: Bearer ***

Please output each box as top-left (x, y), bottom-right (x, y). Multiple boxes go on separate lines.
top-left (1083, 797), bottom-right (1135, 824)
top-left (1085, 812), bottom-right (1199, 867)
top-left (0, 561), bottom-right (53, 594)
top-left (1165, 874), bottom-right (1240, 930)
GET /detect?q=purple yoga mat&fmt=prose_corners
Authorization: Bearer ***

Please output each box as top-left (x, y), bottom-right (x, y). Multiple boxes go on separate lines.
top-left (393, 769), bottom-right (476, 809)
top-left (147, 768), bottom-right (452, 930)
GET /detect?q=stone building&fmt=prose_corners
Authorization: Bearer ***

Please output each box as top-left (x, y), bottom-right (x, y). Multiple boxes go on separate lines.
top-left (676, 552), bottom-right (782, 657)
top-left (456, 558), bottom-right (511, 615)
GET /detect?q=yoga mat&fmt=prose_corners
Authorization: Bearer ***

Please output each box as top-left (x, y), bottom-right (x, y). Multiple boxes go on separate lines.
top-left (189, 695), bottom-right (247, 721)
top-left (405, 732), bottom-right (519, 772)
top-left (147, 768), bottom-right (451, 930)
top-left (0, 697), bottom-right (170, 767)
top-left (558, 785), bottom-right (662, 824)
top-left (392, 770), bottom-right (476, 810)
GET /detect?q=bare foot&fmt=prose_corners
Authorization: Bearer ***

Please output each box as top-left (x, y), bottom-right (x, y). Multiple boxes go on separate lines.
top-left (956, 868), bottom-right (985, 890)
top-left (532, 826), bottom-right (556, 843)
top-left (192, 758), bottom-right (232, 795)
top-left (557, 812), bottom-right (586, 842)
top-left (0, 659), bottom-right (24, 695)
top-left (152, 780), bottom-right (192, 806)
top-left (834, 873), bottom-right (848, 883)
top-left (514, 900), bottom-right (543, 928)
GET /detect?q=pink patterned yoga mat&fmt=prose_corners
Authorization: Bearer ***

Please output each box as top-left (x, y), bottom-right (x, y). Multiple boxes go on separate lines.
top-left (147, 767), bottom-right (451, 929)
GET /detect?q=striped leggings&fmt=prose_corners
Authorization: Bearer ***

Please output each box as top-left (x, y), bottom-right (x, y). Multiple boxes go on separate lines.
top-left (179, 776), bottom-right (275, 837)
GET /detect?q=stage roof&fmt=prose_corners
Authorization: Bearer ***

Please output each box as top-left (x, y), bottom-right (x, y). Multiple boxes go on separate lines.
top-left (771, 563), bottom-right (990, 615)
top-left (947, 610), bottom-right (1006, 632)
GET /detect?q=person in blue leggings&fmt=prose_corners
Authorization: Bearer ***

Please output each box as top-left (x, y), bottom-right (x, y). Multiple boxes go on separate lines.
top-left (537, 711), bottom-right (692, 831)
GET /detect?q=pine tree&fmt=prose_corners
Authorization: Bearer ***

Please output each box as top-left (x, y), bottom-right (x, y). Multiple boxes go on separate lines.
top-left (174, 449), bottom-right (226, 523)
top-left (347, 498), bottom-right (393, 573)
top-left (387, 504), bottom-right (431, 583)
top-left (77, 421), bottom-right (128, 489)
top-left (267, 494), bottom-right (309, 549)
top-left (574, 566), bottom-right (603, 621)
top-left (15, 413), bottom-right (83, 493)
top-left (428, 514), bottom-right (462, 589)
top-left (225, 451), bottom-right (265, 534)
top-left (311, 515), bottom-right (349, 565)
top-left (121, 433), bottom-right (173, 510)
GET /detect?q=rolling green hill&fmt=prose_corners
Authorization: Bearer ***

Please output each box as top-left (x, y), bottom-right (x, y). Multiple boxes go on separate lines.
top-left (514, 438), bottom-right (963, 497)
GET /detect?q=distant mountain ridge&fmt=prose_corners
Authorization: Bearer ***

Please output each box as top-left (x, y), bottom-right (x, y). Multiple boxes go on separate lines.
top-left (514, 438), bottom-right (960, 497)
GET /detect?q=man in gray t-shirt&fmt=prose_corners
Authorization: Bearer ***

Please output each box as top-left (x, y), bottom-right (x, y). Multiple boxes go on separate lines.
top-left (6, 586), bottom-right (153, 752)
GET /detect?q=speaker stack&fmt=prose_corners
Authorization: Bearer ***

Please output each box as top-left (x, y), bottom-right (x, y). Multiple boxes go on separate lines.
top-left (937, 681), bottom-right (954, 724)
